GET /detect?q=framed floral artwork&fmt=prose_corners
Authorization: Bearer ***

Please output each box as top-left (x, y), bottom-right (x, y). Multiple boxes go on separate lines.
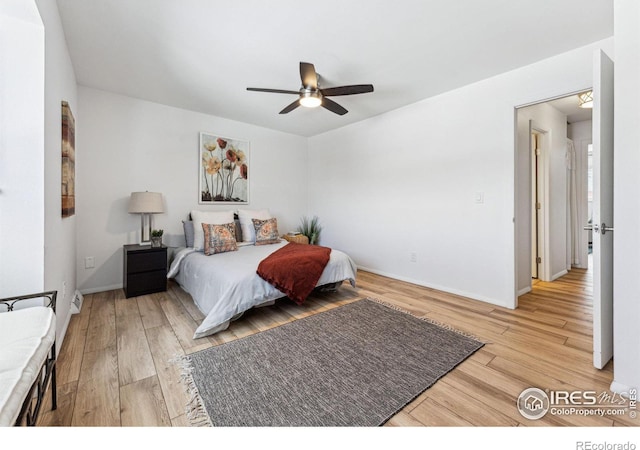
top-left (199, 132), bottom-right (249, 204)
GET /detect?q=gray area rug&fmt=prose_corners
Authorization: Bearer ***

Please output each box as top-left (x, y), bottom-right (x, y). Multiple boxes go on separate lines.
top-left (179, 298), bottom-right (484, 427)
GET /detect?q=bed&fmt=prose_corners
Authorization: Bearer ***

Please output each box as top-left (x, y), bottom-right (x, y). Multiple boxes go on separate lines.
top-left (0, 291), bottom-right (57, 426)
top-left (168, 240), bottom-right (357, 339)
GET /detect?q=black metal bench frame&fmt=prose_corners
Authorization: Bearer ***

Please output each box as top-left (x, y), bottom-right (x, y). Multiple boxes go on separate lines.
top-left (0, 291), bottom-right (57, 426)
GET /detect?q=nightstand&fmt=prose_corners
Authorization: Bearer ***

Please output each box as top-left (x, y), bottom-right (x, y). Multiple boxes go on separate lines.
top-left (123, 244), bottom-right (167, 298)
top-left (282, 234), bottom-right (309, 244)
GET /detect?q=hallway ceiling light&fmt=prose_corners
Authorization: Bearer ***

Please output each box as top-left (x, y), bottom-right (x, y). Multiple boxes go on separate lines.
top-left (578, 91), bottom-right (593, 109)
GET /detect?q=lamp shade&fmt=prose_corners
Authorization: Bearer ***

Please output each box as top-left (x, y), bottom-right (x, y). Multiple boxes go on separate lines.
top-left (128, 192), bottom-right (164, 214)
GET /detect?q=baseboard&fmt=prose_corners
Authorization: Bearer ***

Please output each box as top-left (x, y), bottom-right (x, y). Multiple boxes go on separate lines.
top-left (56, 307), bottom-right (72, 358)
top-left (79, 283), bottom-right (122, 295)
top-left (610, 380), bottom-right (634, 397)
top-left (551, 269), bottom-right (569, 281)
top-left (357, 265), bottom-right (513, 309)
top-left (517, 286), bottom-right (532, 296)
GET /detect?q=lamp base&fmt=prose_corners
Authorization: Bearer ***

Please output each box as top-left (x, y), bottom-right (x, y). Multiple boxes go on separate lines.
top-left (140, 213), bottom-right (154, 245)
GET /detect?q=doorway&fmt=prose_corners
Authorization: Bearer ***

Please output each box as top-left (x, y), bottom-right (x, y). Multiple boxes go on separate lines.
top-left (515, 91), bottom-right (593, 295)
top-left (514, 51), bottom-right (614, 371)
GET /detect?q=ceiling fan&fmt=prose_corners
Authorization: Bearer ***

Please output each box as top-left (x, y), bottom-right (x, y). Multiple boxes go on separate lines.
top-left (247, 62), bottom-right (374, 116)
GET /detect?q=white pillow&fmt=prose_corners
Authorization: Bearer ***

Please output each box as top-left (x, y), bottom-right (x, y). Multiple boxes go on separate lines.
top-left (191, 210), bottom-right (235, 250)
top-left (237, 209), bottom-right (271, 243)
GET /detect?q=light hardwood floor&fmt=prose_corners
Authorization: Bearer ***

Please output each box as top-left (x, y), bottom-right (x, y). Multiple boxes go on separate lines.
top-left (38, 267), bottom-right (636, 427)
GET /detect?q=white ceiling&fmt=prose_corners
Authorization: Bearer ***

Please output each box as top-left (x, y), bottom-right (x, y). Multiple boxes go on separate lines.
top-left (546, 92), bottom-right (594, 124)
top-left (55, 0), bottom-right (612, 137)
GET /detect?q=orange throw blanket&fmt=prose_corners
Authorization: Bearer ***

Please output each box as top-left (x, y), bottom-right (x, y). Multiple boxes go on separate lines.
top-left (257, 242), bottom-right (331, 305)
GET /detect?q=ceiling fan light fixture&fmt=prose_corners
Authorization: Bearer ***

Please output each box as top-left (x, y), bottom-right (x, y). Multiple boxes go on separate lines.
top-left (578, 90), bottom-right (593, 109)
top-left (299, 90), bottom-right (322, 108)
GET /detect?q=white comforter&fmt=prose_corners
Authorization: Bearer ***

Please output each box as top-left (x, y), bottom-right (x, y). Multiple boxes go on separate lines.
top-left (168, 241), bottom-right (357, 338)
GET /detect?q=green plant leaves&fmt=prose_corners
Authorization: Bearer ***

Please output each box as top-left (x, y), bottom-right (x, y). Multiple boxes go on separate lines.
top-left (297, 215), bottom-right (322, 245)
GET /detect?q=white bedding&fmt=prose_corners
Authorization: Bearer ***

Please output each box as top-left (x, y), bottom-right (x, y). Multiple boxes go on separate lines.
top-left (168, 240), bottom-right (357, 338)
top-left (0, 307), bottom-right (56, 426)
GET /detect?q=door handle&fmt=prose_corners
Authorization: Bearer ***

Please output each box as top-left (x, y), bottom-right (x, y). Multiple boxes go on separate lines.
top-left (601, 222), bottom-right (614, 235)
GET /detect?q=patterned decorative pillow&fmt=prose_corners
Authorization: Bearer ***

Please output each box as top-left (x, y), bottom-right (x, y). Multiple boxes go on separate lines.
top-left (238, 209), bottom-right (271, 243)
top-left (185, 219), bottom-right (242, 246)
top-left (191, 210), bottom-right (235, 250)
top-left (202, 222), bottom-right (238, 255)
top-left (252, 218), bottom-right (280, 245)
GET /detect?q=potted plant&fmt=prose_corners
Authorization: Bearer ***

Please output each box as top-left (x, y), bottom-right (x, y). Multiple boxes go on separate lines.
top-left (297, 215), bottom-right (322, 245)
top-left (151, 229), bottom-right (164, 247)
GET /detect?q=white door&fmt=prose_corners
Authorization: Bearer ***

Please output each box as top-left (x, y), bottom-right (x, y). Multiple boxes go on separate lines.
top-left (592, 49), bottom-right (614, 369)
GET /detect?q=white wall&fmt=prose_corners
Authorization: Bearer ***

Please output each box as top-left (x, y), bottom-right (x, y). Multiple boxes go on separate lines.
top-left (611, 0), bottom-right (640, 394)
top-left (515, 102), bottom-right (568, 293)
top-left (76, 87), bottom-right (308, 293)
top-left (0, 2), bottom-right (45, 297)
top-left (308, 38), bottom-right (613, 309)
top-left (567, 119), bottom-right (592, 269)
top-left (35, 0), bottom-right (79, 350)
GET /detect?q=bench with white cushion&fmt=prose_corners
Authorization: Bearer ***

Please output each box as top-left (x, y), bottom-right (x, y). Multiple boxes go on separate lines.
top-left (0, 291), bottom-right (57, 426)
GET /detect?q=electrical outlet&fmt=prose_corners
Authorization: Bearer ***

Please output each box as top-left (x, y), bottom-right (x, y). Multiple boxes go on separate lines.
top-left (410, 252), bottom-right (417, 263)
top-left (62, 281), bottom-right (67, 301)
top-left (85, 256), bottom-right (95, 269)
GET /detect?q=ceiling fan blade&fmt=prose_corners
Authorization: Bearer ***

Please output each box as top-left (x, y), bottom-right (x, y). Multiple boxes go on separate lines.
top-left (321, 97), bottom-right (348, 115)
top-left (247, 87), bottom-right (300, 95)
top-left (300, 62), bottom-right (318, 89)
top-left (321, 84), bottom-right (374, 97)
top-left (279, 99), bottom-right (301, 114)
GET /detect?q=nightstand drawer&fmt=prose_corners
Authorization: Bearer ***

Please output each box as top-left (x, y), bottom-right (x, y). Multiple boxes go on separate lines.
top-left (126, 270), bottom-right (167, 297)
top-left (127, 250), bottom-right (166, 274)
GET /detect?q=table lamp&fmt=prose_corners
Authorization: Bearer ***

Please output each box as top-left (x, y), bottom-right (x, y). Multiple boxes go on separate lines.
top-left (128, 191), bottom-right (164, 245)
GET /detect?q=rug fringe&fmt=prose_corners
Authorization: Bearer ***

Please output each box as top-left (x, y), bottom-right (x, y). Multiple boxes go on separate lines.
top-left (366, 297), bottom-right (484, 343)
top-left (170, 354), bottom-right (213, 427)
